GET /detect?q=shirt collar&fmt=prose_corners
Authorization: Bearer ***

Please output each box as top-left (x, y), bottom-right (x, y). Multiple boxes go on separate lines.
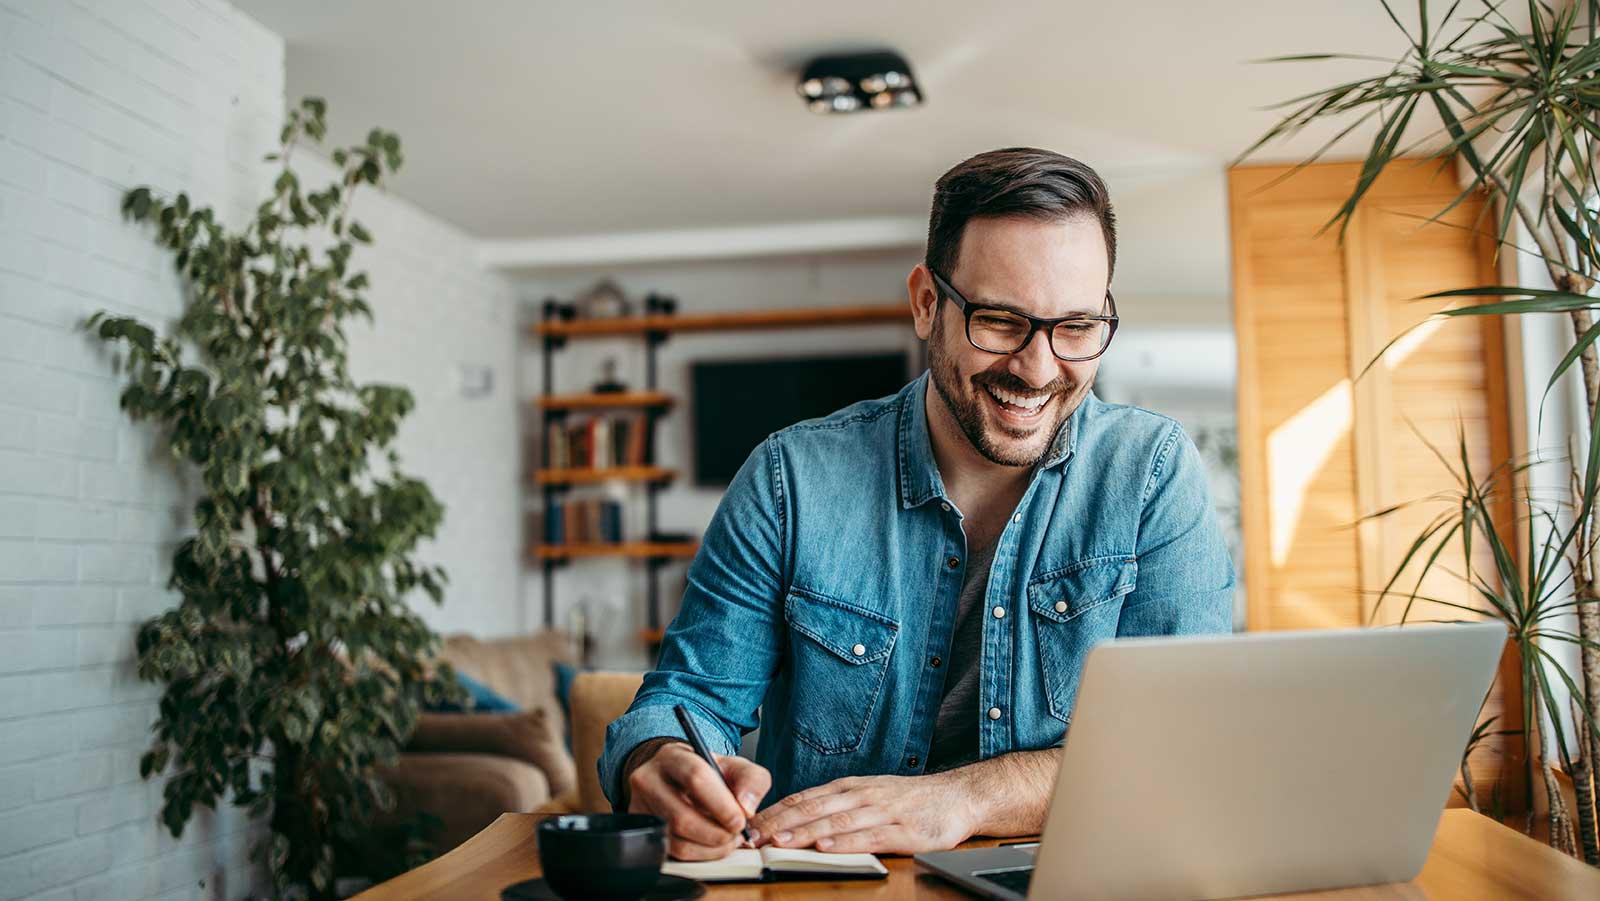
top-left (897, 370), bottom-right (1082, 510)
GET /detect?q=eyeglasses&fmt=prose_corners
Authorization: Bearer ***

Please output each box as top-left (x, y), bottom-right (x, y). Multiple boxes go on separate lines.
top-left (930, 269), bottom-right (1118, 362)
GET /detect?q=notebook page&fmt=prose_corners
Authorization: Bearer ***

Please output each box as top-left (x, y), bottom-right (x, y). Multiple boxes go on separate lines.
top-left (659, 848), bottom-right (764, 882)
top-left (759, 846), bottom-right (888, 875)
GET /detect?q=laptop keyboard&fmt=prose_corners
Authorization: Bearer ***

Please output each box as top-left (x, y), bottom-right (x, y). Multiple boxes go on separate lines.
top-left (977, 867), bottom-right (1034, 895)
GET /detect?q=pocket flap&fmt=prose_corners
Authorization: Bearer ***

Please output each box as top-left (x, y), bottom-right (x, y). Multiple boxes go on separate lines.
top-left (1028, 555), bottom-right (1138, 624)
top-left (784, 589), bottom-right (897, 664)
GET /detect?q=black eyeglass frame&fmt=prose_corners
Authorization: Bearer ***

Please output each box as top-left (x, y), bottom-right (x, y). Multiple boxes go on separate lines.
top-left (930, 269), bottom-right (1119, 362)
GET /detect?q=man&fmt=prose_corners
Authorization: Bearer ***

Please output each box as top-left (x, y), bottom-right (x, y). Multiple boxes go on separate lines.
top-left (599, 148), bottom-right (1233, 860)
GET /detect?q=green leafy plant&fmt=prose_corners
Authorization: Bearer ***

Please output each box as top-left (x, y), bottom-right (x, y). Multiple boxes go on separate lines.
top-left (1239, 0), bottom-right (1600, 861)
top-left (1364, 431), bottom-right (1596, 856)
top-left (1459, 711), bottom-right (1515, 817)
top-left (87, 97), bottom-right (460, 897)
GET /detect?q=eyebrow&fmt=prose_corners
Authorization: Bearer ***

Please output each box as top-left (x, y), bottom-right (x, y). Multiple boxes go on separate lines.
top-left (970, 294), bottom-right (1105, 319)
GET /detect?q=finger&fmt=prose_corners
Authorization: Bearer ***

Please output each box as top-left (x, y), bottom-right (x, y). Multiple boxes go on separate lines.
top-left (658, 747), bottom-right (747, 832)
top-left (665, 789), bottom-right (742, 848)
top-left (667, 832), bottom-right (739, 861)
top-left (718, 756), bottom-right (772, 817)
top-left (814, 825), bottom-right (914, 855)
top-left (751, 785), bottom-right (865, 842)
top-left (779, 801), bottom-right (894, 849)
top-left (633, 778), bottom-right (741, 847)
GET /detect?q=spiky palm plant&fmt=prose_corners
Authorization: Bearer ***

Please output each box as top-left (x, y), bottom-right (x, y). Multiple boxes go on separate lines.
top-left (1239, 0), bottom-right (1600, 861)
top-left (1364, 430), bottom-right (1596, 858)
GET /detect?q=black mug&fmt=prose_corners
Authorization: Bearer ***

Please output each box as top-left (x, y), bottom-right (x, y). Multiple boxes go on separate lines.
top-left (536, 813), bottom-right (667, 901)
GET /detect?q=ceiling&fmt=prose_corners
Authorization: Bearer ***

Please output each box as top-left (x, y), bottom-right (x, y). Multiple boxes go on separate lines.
top-left (235, 0), bottom-right (1510, 242)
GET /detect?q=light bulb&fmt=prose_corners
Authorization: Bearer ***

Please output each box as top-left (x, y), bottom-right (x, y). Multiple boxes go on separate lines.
top-left (821, 76), bottom-right (852, 96)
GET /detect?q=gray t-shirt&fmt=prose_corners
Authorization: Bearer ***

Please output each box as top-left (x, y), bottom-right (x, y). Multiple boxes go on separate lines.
top-left (925, 536), bottom-right (997, 772)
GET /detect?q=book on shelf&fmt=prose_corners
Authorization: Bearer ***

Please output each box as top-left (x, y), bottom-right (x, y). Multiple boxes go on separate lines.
top-left (543, 413), bottom-right (649, 471)
top-left (542, 503), bottom-right (564, 545)
top-left (544, 425), bottom-right (566, 470)
top-left (539, 496), bottom-right (624, 547)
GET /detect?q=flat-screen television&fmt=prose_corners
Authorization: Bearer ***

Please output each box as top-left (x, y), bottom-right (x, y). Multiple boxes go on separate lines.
top-left (691, 352), bottom-right (911, 486)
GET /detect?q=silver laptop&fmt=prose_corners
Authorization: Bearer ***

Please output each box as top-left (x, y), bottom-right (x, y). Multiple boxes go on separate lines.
top-left (915, 622), bottom-right (1505, 900)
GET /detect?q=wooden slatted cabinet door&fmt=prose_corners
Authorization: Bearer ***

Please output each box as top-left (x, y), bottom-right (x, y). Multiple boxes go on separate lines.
top-left (1230, 194), bottom-right (1363, 630)
top-left (1229, 160), bottom-right (1524, 811)
top-left (1346, 196), bottom-right (1522, 808)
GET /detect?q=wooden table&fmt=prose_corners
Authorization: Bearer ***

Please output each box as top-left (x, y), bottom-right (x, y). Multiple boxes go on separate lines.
top-left (354, 809), bottom-right (1600, 900)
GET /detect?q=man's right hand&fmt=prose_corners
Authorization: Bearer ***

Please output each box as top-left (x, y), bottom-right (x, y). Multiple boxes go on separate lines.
top-left (625, 740), bottom-right (772, 860)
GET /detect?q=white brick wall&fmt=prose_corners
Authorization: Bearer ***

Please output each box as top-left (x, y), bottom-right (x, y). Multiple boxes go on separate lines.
top-left (0, 1), bottom-right (518, 897)
top-left (0, 0), bottom-right (281, 893)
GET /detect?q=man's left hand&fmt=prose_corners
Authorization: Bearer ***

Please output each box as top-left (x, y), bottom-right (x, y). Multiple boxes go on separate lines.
top-left (748, 772), bottom-right (980, 854)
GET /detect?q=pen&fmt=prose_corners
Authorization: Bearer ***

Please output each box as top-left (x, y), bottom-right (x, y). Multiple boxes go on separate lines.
top-left (673, 704), bottom-right (758, 847)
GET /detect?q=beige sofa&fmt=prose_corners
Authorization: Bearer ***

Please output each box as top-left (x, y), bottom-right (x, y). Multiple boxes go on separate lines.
top-left (382, 632), bottom-right (644, 853)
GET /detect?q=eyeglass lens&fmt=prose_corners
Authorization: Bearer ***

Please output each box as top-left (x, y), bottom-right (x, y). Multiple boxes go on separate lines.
top-left (967, 308), bottom-right (1109, 359)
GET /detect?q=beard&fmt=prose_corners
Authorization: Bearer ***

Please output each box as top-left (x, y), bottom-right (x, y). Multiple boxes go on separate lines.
top-left (928, 315), bottom-right (1081, 468)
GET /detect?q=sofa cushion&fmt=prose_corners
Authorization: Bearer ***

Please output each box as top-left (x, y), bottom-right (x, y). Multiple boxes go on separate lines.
top-left (442, 632), bottom-right (574, 729)
top-left (382, 752), bottom-right (551, 853)
top-left (408, 707), bottom-right (576, 799)
top-left (428, 671), bottom-right (520, 713)
top-left (569, 671), bottom-right (646, 812)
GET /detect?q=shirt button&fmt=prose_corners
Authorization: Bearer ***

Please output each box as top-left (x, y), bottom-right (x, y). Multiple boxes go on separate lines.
top-left (992, 606), bottom-right (1005, 619)
top-left (946, 556), bottom-right (960, 569)
top-left (988, 706), bottom-right (1003, 720)
top-left (852, 643), bottom-right (866, 656)
top-left (929, 655), bottom-right (942, 668)
top-left (1054, 600), bottom-right (1068, 613)
top-left (940, 503), bottom-right (950, 512)
top-left (1012, 513), bottom-right (1022, 523)
top-left (907, 755), bottom-right (920, 768)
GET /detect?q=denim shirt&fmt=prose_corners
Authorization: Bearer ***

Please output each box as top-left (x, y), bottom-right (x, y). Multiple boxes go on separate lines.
top-left (600, 371), bottom-right (1233, 809)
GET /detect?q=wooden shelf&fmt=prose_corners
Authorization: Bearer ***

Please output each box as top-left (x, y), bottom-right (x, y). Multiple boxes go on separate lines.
top-left (533, 466), bottom-right (675, 486)
top-left (530, 541), bottom-right (700, 562)
top-left (532, 303), bottom-right (910, 339)
top-left (536, 391), bottom-right (673, 412)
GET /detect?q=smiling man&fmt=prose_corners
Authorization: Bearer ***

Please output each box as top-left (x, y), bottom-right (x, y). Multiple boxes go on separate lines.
top-left (599, 148), bottom-right (1234, 859)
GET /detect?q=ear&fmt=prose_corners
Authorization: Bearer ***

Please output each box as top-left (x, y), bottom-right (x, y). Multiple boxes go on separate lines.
top-left (908, 264), bottom-right (941, 341)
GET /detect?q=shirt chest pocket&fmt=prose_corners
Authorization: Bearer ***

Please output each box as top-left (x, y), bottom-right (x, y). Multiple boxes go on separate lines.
top-left (783, 588), bottom-right (898, 755)
top-left (1027, 555), bottom-right (1138, 723)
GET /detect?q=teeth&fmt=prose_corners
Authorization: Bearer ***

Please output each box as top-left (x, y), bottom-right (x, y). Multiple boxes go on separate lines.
top-left (987, 386), bottom-right (1049, 410)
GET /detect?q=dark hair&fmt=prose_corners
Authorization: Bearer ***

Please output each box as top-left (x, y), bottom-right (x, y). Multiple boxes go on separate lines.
top-left (926, 148), bottom-right (1117, 284)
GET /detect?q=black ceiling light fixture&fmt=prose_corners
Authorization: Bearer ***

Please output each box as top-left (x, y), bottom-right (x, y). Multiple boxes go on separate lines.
top-left (797, 49), bottom-right (922, 114)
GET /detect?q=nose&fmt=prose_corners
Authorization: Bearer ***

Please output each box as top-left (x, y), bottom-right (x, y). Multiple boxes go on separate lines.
top-left (1007, 327), bottom-right (1060, 390)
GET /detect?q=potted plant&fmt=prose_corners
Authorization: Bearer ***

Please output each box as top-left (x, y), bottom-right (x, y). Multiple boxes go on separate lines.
top-left (1239, 0), bottom-right (1600, 862)
top-left (88, 97), bottom-right (460, 897)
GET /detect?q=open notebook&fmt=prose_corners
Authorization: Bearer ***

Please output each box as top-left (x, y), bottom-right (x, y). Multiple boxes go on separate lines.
top-left (661, 846), bottom-right (888, 882)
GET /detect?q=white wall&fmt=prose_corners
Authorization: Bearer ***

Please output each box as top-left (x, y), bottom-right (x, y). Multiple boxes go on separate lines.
top-left (0, 2), bottom-right (281, 897)
top-left (0, 1), bottom-right (517, 897)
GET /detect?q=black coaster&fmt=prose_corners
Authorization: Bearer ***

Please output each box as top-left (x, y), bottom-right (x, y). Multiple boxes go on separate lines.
top-left (501, 874), bottom-right (704, 901)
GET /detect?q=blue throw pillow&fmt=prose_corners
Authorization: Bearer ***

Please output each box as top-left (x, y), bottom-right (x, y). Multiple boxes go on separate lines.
top-left (429, 671), bottom-right (520, 713)
top-left (552, 660), bottom-right (579, 750)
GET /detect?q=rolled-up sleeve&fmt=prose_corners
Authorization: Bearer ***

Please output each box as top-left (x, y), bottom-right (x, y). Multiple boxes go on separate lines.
top-left (598, 437), bottom-right (788, 808)
top-left (1115, 421), bottom-right (1234, 637)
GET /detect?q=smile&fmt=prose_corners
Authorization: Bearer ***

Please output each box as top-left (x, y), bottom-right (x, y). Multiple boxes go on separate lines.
top-left (984, 384), bottom-right (1051, 419)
